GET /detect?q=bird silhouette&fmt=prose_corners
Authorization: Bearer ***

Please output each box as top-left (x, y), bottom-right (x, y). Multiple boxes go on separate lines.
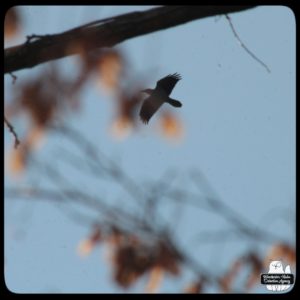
top-left (139, 73), bottom-right (182, 124)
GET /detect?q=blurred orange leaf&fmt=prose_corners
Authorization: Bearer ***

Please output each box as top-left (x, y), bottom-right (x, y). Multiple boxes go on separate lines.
top-left (8, 146), bottom-right (28, 176)
top-left (77, 239), bottom-right (95, 257)
top-left (5, 7), bottom-right (21, 40)
top-left (264, 243), bottom-right (296, 267)
top-left (77, 227), bottom-right (102, 257)
top-left (97, 50), bottom-right (123, 92)
top-left (110, 116), bottom-right (133, 140)
top-left (219, 259), bottom-right (242, 292)
top-left (159, 112), bottom-right (183, 141)
top-left (145, 266), bottom-right (164, 293)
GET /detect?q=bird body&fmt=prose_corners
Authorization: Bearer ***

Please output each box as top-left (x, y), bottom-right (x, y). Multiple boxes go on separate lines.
top-left (139, 73), bottom-right (182, 124)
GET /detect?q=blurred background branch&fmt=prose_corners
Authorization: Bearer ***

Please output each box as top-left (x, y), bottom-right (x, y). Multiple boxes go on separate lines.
top-left (5, 123), bottom-right (295, 292)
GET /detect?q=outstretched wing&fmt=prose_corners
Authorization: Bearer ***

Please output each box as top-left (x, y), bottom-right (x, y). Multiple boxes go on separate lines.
top-left (139, 96), bottom-right (163, 124)
top-left (156, 73), bottom-right (181, 96)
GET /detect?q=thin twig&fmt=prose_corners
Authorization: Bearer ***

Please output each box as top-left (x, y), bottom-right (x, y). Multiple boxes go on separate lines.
top-left (225, 14), bottom-right (271, 73)
top-left (9, 72), bottom-right (17, 84)
top-left (189, 170), bottom-right (287, 243)
top-left (4, 116), bottom-right (20, 148)
top-left (54, 124), bottom-right (146, 205)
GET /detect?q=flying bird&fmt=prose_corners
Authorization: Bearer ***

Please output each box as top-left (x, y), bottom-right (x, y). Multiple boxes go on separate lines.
top-left (139, 73), bottom-right (182, 124)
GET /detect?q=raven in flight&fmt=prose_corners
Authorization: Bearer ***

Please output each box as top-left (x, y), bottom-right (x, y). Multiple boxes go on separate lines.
top-left (139, 73), bottom-right (182, 124)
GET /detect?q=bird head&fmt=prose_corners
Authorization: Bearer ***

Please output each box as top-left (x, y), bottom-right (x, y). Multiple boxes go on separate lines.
top-left (140, 88), bottom-right (153, 95)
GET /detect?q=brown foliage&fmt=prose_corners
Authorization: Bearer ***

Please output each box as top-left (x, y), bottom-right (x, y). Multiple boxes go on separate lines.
top-left (111, 235), bottom-right (181, 289)
top-left (76, 225), bottom-right (182, 290)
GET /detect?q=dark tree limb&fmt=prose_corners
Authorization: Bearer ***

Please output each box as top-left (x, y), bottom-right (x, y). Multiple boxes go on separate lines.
top-left (4, 6), bottom-right (255, 74)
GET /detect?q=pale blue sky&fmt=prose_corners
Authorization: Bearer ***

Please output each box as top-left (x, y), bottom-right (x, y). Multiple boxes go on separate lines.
top-left (4, 6), bottom-right (295, 293)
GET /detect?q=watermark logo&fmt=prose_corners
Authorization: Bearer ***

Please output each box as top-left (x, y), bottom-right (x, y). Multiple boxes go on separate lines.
top-left (261, 260), bottom-right (294, 292)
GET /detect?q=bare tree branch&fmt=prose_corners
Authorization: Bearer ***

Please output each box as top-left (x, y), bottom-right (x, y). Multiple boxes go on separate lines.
top-left (8, 72), bottom-right (17, 84)
top-left (225, 14), bottom-right (271, 73)
top-left (4, 115), bottom-right (20, 148)
top-left (5, 6), bottom-right (255, 73)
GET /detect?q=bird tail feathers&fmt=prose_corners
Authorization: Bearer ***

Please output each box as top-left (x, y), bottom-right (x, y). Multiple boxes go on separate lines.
top-left (167, 98), bottom-right (182, 107)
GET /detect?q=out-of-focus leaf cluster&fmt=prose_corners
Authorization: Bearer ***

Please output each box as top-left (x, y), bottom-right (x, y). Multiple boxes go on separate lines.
top-left (77, 223), bottom-right (296, 293)
top-left (6, 45), bottom-right (184, 175)
top-left (6, 38), bottom-right (184, 152)
top-left (217, 243), bottom-right (296, 293)
top-left (78, 225), bottom-right (181, 291)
